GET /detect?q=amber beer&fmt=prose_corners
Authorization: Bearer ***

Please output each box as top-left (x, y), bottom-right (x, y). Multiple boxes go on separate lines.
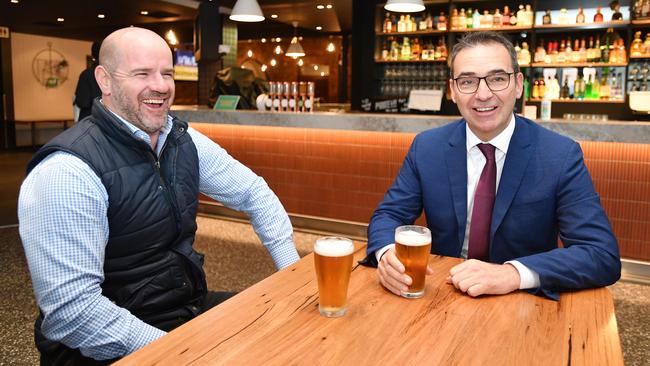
top-left (395, 225), bottom-right (432, 298)
top-left (314, 237), bottom-right (354, 317)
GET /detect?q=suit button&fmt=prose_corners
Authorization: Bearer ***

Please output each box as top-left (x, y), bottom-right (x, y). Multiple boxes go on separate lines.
top-left (158, 185), bottom-right (163, 190)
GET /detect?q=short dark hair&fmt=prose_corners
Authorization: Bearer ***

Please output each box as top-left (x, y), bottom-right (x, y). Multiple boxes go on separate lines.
top-left (448, 31), bottom-right (520, 77)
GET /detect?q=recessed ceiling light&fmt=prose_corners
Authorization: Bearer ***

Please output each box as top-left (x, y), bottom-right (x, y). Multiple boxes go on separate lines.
top-left (10, 0), bottom-right (19, 3)
top-left (97, 14), bottom-right (105, 19)
top-left (326, 4), bottom-right (333, 9)
top-left (275, 37), bottom-right (281, 42)
top-left (57, 17), bottom-right (64, 22)
top-left (140, 10), bottom-right (148, 15)
top-left (271, 14), bottom-right (278, 19)
top-left (261, 38), bottom-right (267, 43)
top-left (316, 26), bottom-right (323, 30)
top-left (316, 4), bottom-right (325, 9)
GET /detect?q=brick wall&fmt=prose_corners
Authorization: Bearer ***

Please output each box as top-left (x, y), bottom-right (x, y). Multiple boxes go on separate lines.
top-left (193, 123), bottom-right (650, 262)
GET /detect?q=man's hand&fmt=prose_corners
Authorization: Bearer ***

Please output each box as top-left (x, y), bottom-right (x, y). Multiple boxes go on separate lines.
top-left (377, 247), bottom-right (433, 296)
top-left (446, 260), bottom-right (520, 297)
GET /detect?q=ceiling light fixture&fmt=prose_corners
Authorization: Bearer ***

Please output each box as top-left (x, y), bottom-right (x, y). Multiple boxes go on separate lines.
top-left (326, 42), bottom-right (335, 52)
top-left (316, 4), bottom-right (325, 9)
top-left (165, 30), bottom-right (178, 46)
top-left (384, 0), bottom-right (425, 13)
top-left (271, 14), bottom-right (278, 19)
top-left (261, 38), bottom-right (267, 43)
top-left (261, 64), bottom-right (268, 72)
top-left (140, 10), bottom-right (148, 15)
top-left (247, 49), bottom-right (253, 58)
top-left (298, 59), bottom-right (304, 66)
top-left (286, 21), bottom-right (306, 59)
top-left (326, 4), bottom-right (333, 9)
top-left (11, 0), bottom-right (19, 3)
top-left (274, 45), bottom-right (283, 54)
top-left (316, 26), bottom-right (323, 30)
top-left (56, 17), bottom-right (64, 22)
top-left (229, 0), bottom-right (265, 22)
top-left (270, 58), bottom-right (277, 67)
top-left (97, 14), bottom-right (106, 19)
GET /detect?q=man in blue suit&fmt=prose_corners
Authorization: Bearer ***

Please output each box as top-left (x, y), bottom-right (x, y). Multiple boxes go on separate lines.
top-left (365, 31), bottom-right (620, 300)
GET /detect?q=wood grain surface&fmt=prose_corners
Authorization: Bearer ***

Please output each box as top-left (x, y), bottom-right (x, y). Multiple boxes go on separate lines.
top-left (115, 244), bottom-right (623, 366)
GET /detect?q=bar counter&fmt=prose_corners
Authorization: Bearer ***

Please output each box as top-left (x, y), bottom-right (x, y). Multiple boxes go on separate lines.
top-left (171, 107), bottom-right (650, 144)
top-left (171, 107), bottom-right (650, 263)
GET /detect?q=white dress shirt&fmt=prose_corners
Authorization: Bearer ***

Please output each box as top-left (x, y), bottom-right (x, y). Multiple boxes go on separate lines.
top-left (376, 114), bottom-right (540, 290)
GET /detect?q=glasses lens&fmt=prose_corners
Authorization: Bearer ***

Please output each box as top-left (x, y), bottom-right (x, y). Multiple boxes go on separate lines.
top-left (457, 77), bottom-right (479, 93)
top-left (485, 73), bottom-right (511, 91)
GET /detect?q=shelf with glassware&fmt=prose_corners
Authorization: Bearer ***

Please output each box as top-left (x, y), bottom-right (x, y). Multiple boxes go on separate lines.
top-left (376, 35), bottom-right (449, 63)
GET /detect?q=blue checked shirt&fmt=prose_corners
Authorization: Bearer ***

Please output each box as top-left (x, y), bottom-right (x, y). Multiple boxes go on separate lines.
top-left (18, 113), bottom-right (299, 360)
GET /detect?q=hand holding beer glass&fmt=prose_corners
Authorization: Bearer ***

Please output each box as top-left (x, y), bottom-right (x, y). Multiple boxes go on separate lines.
top-left (395, 225), bottom-right (432, 298)
top-left (314, 237), bottom-right (354, 317)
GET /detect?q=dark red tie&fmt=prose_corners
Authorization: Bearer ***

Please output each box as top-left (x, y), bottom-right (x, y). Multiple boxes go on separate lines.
top-left (468, 143), bottom-right (496, 261)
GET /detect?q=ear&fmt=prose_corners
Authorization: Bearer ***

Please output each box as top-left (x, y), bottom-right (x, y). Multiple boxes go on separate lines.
top-left (514, 72), bottom-right (524, 99)
top-left (449, 79), bottom-right (456, 103)
top-left (95, 65), bottom-right (112, 95)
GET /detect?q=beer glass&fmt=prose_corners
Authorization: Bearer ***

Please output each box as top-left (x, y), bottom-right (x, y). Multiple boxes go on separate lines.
top-left (314, 237), bottom-right (354, 317)
top-left (395, 225), bottom-right (432, 298)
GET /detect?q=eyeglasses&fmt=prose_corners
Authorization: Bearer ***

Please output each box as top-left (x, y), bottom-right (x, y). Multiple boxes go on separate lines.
top-left (453, 72), bottom-right (515, 94)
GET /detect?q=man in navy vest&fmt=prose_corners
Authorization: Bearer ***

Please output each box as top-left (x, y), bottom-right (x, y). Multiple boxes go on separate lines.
top-left (365, 31), bottom-right (620, 300)
top-left (19, 27), bottom-right (299, 365)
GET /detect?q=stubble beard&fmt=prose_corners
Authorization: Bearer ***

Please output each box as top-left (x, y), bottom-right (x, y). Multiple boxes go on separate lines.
top-left (112, 84), bottom-right (169, 134)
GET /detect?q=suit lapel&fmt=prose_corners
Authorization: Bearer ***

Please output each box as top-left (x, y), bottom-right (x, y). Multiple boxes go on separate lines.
top-left (445, 121), bottom-right (468, 251)
top-left (491, 116), bottom-right (534, 239)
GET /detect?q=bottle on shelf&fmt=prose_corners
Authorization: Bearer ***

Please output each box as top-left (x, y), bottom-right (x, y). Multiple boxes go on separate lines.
top-left (401, 37), bottom-right (411, 61)
top-left (509, 8), bottom-right (518, 26)
top-left (411, 38), bottom-right (421, 60)
top-left (591, 72), bottom-right (601, 99)
top-left (579, 38), bottom-right (587, 62)
top-left (560, 75), bottom-right (570, 99)
top-left (558, 8), bottom-right (569, 25)
top-left (458, 8), bottom-right (467, 30)
top-left (576, 7), bottom-right (586, 23)
top-left (381, 39), bottom-right (389, 60)
top-left (397, 15), bottom-right (405, 32)
top-left (543, 10), bottom-right (552, 25)
top-left (472, 8), bottom-right (481, 29)
top-left (516, 4), bottom-right (526, 26)
top-left (594, 6), bottom-right (604, 23)
top-left (518, 41), bottom-right (531, 66)
top-left (383, 13), bottom-right (393, 33)
top-left (574, 70), bottom-right (586, 99)
top-left (493, 8), bottom-right (502, 27)
top-left (599, 71), bottom-right (611, 99)
top-left (466, 8), bottom-right (474, 29)
top-left (585, 74), bottom-right (593, 99)
top-left (525, 4), bottom-right (534, 26)
top-left (390, 37), bottom-right (400, 60)
top-left (437, 12), bottom-right (447, 31)
top-left (451, 8), bottom-right (459, 30)
top-left (523, 77), bottom-right (530, 99)
top-left (481, 10), bottom-right (492, 28)
top-left (632, 31), bottom-right (643, 57)
top-left (611, 1), bottom-right (623, 21)
top-left (426, 12), bottom-right (434, 30)
top-left (418, 14), bottom-right (428, 31)
top-left (502, 5), bottom-right (511, 26)
top-left (534, 40), bottom-right (546, 63)
top-left (532, 77), bottom-right (540, 99)
top-left (644, 33), bottom-right (650, 54)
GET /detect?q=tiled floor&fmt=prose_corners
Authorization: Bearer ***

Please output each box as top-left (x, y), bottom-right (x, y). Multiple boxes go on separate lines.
top-left (2, 218), bottom-right (649, 365)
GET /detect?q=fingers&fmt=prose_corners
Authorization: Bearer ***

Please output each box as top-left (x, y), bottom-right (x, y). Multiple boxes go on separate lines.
top-left (377, 249), bottom-right (410, 296)
top-left (447, 260), bottom-right (520, 297)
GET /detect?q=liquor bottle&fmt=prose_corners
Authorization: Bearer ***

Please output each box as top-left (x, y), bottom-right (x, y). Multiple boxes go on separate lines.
top-left (482, 10), bottom-right (493, 28)
top-left (426, 12), bottom-right (434, 29)
top-left (612, 2), bottom-right (623, 21)
top-left (523, 77), bottom-right (530, 99)
top-left (565, 37), bottom-right (573, 59)
top-left (438, 38), bottom-right (448, 59)
top-left (519, 41), bottom-right (531, 65)
top-left (644, 33), bottom-right (650, 54)
top-left (586, 37), bottom-right (595, 62)
top-left (560, 76), bottom-right (570, 99)
top-left (594, 38), bottom-right (602, 62)
top-left (539, 75), bottom-right (546, 98)
top-left (525, 4), bottom-right (534, 26)
top-left (383, 13), bottom-right (393, 33)
top-left (579, 38), bottom-right (587, 62)
top-left (576, 7), bottom-right (586, 23)
top-left (401, 37), bottom-right (411, 60)
top-left (550, 74), bottom-right (561, 99)
top-left (493, 9), bottom-right (502, 27)
top-left (558, 8), bottom-right (569, 24)
top-left (601, 28), bottom-right (615, 63)
top-left (472, 8), bottom-right (481, 29)
top-left (585, 74), bottom-right (593, 99)
top-left (535, 40), bottom-right (546, 63)
top-left (574, 71), bottom-right (586, 99)
top-left (558, 39), bottom-right (567, 63)
top-left (571, 38), bottom-right (581, 62)
top-left (532, 78), bottom-right (540, 98)
top-left (509, 9), bottom-right (518, 26)
top-left (516, 4), bottom-right (525, 26)
top-left (502, 5), bottom-right (511, 26)
top-left (458, 8), bottom-right (466, 29)
top-left (543, 10), bottom-right (552, 25)
top-left (644, 0), bottom-right (650, 18)
top-left (381, 39), bottom-right (389, 60)
top-left (594, 6), bottom-right (604, 23)
top-left (390, 37), bottom-right (400, 60)
top-left (411, 38), bottom-right (421, 60)
top-left (418, 14), bottom-right (427, 31)
top-left (466, 8), bottom-right (474, 29)
top-left (437, 12), bottom-right (447, 31)
top-left (397, 15), bottom-right (405, 32)
top-left (632, 31), bottom-right (644, 56)
top-left (600, 73), bottom-right (611, 99)
top-left (618, 38), bottom-right (627, 63)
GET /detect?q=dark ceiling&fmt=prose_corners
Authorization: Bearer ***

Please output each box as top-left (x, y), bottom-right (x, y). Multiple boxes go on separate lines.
top-left (0, 0), bottom-right (353, 44)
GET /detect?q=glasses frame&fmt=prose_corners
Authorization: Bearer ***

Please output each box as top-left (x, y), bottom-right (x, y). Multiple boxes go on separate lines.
top-left (452, 72), bottom-right (516, 94)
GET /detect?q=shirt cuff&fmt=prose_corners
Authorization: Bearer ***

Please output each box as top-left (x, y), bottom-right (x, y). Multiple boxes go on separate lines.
top-left (505, 260), bottom-right (540, 289)
top-left (375, 244), bottom-right (395, 263)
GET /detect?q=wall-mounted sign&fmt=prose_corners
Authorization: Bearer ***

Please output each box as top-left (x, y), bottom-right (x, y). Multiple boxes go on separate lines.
top-left (0, 26), bottom-right (9, 38)
top-left (32, 42), bottom-right (69, 88)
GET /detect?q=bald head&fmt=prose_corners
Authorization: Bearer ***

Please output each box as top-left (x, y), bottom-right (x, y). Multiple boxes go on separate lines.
top-left (99, 27), bottom-right (171, 72)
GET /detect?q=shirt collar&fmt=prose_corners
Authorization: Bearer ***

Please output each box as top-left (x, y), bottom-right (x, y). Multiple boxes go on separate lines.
top-left (101, 99), bottom-right (173, 145)
top-left (465, 113), bottom-right (516, 155)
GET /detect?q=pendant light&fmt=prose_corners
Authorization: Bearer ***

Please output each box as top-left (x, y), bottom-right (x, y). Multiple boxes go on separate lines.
top-left (285, 21), bottom-right (306, 58)
top-left (384, 0), bottom-right (425, 13)
top-left (230, 0), bottom-right (265, 22)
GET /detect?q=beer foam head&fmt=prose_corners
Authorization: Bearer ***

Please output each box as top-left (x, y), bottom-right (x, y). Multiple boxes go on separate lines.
top-left (314, 237), bottom-right (354, 257)
top-left (395, 229), bottom-right (431, 246)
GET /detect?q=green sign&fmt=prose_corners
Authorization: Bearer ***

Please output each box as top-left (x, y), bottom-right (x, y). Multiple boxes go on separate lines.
top-left (214, 95), bottom-right (240, 110)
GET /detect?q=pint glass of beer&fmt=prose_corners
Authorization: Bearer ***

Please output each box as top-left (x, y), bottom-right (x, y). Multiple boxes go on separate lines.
top-left (395, 225), bottom-right (432, 298)
top-left (314, 237), bottom-right (354, 317)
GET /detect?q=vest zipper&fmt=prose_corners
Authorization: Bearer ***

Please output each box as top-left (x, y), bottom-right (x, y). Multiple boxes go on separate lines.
top-left (152, 145), bottom-right (182, 229)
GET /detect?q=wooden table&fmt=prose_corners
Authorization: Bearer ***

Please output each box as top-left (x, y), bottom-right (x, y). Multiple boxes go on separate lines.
top-left (116, 244), bottom-right (623, 365)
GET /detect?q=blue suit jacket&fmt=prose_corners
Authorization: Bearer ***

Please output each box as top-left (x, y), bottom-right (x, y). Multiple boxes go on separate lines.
top-left (365, 115), bottom-right (621, 299)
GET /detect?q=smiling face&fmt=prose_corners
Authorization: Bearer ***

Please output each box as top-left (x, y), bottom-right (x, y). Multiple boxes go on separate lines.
top-left (449, 43), bottom-right (523, 141)
top-left (95, 28), bottom-right (175, 136)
